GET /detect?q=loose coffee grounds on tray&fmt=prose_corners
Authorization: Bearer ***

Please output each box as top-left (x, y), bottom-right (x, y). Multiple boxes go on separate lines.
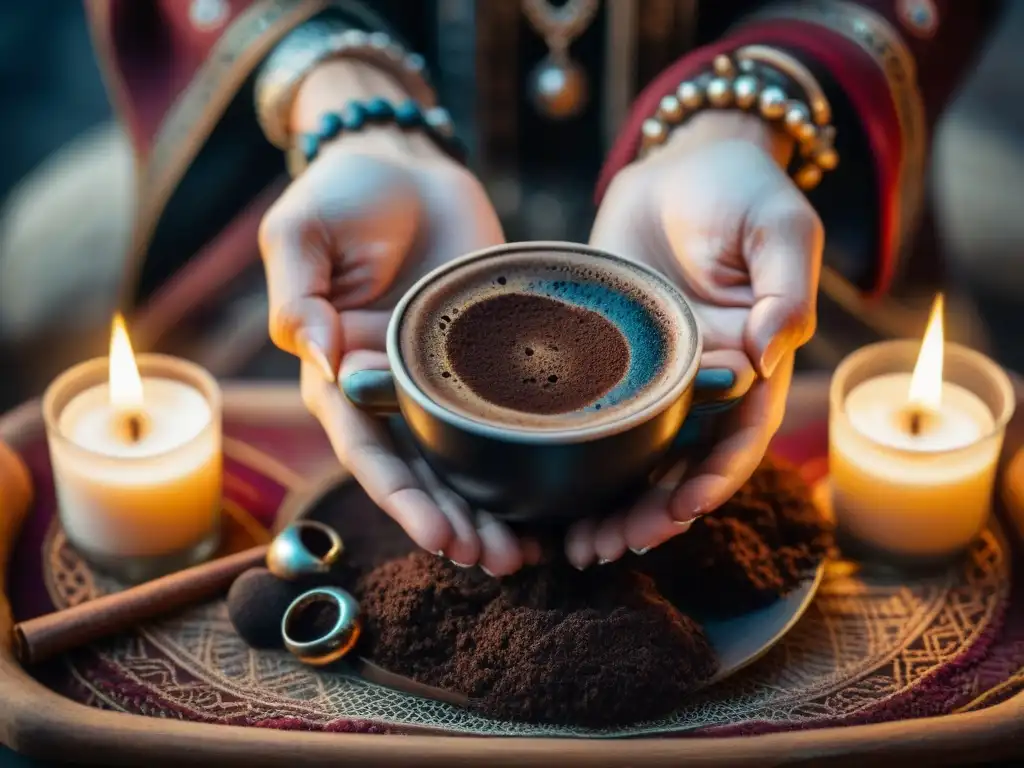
top-left (227, 460), bottom-right (829, 727)
top-left (634, 459), bottom-right (832, 618)
top-left (354, 552), bottom-right (717, 728)
top-left (445, 293), bottom-right (630, 414)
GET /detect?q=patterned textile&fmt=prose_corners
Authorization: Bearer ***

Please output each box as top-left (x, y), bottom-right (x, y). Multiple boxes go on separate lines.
top-left (9, 419), bottom-right (1024, 738)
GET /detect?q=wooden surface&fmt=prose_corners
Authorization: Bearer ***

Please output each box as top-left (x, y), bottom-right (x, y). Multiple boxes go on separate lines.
top-left (0, 378), bottom-right (1021, 767)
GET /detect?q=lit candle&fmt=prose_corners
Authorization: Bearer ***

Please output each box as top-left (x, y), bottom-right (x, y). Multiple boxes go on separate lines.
top-left (829, 296), bottom-right (1015, 565)
top-left (43, 315), bottom-right (223, 583)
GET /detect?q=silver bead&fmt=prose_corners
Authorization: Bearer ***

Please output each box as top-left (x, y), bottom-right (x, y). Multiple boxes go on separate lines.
top-left (732, 75), bottom-right (760, 110)
top-left (384, 43), bottom-right (405, 62)
top-left (738, 58), bottom-right (757, 74)
top-left (425, 107), bottom-right (454, 136)
top-left (676, 81), bottom-right (703, 110)
top-left (783, 102), bottom-right (813, 140)
top-left (336, 29), bottom-right (368, 49)
top-left (814, 145), bottom-right (840, 171)
top-left (794, 163), bottom-right (824, 191)
top-left (706, 77), bottom-right (733, 108)
top-left (712, 54), bottom-right (735, 77)
top-left (641, 118), bottom-right (669, 149)
top-left (797, 123), bottom-right (819, 145)
top-left (758, 86), bottom-right (787, 120)
top-left (657, 94), bottom-right (684, 123)
top-left (367, 31), bottom-right (391, 50)
top-left (404, 52), bottom-right (426, 74)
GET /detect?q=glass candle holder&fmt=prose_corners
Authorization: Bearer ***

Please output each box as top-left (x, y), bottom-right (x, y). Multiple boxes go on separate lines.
top-left (828, 340), bottom-right (1014, 569)
top-left (43, 354), bottom-right (223, 583)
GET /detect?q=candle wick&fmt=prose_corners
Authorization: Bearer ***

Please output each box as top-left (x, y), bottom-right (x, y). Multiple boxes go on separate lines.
top-left (127, 415), bottom-right (142, 443)
top-left (909, 409), bottom-right (922, 437)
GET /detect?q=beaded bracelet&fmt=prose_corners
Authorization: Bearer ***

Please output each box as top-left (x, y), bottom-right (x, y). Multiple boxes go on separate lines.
top-left (638, 47), bottom-right (839, 192)
top-left (256, 20), bottom-right (436, 151)
top-left (289, 98), bottom-right (467, 174)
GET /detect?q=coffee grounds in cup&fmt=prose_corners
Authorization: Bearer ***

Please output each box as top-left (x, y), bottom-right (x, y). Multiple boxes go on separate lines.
top-left (355, 552), bottom-right (717, 728)
top-left (633, 459), bottom-right (832, 618)
top-left (444, 293), bottom-right (630, 415)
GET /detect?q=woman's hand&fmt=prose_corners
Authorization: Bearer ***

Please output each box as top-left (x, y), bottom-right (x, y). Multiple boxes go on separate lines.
top-left (577, 111), bottom-right (823, 568)
top-left (259, 63), bottom-right (533, 574)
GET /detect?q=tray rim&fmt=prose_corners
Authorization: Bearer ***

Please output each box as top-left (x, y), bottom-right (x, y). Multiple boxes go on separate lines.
top-left (0, 377), bottom-right (1020, 767)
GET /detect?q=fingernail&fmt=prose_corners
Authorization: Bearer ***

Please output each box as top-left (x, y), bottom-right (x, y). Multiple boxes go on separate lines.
top-left (450, 560), bottom-right (472, 568)
top-left (298, 332), bottom-right (336, 383)
top-left (597, 558), bottom-right (611, 566)
top-left (480, 565), bottom-right (495, 577)
top-left (760, 337), bottom-right (785, 378)
top-left (630, 547), bottom-right (650, 556)
top-left (571, 560), bottom-right (587, 571)
top-left (675, 520), bottom-right (694, 532)
top-left (435, 550), bottom-right (445, 558)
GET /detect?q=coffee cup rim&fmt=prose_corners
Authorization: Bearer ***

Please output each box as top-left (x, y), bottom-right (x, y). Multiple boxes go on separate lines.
top-left (387, 241), bottom-right (704, 444)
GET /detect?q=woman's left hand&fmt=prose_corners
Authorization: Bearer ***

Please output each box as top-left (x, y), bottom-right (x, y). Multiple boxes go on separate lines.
top-left (576, 111), bottom-right (823, 569)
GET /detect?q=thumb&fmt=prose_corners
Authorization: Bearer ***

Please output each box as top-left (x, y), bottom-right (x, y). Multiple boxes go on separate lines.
top-left (743, 191), bottom-right (823, 377)
top-left (259, 207), bottom-right (342, 383)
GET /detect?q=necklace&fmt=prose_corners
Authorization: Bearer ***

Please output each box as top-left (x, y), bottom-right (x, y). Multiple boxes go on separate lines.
top-left (522, 0), bottom-right (600, 120)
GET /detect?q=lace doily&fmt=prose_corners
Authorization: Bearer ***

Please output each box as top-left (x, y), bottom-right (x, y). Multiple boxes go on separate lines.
top-left (42, 512), bottom-right (1009, 738)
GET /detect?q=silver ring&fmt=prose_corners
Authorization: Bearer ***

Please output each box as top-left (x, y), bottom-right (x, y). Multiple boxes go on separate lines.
top-left (281, 586), bottom-right (362, 666)
top-left (265, 521), bottom-right (344, 581)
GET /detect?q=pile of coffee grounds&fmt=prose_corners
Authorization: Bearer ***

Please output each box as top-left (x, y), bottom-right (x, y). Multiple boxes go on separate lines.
top-left (445, 293), bottom-right (629, 414)
top-left (635, 459), bottom-right (832, 618)
top-left (228, 460), bottom-right (828, 728)
top-left (355, 552), bottom-right (717, 728)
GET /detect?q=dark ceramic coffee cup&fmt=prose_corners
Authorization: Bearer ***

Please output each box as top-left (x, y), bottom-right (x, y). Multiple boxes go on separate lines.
top-left (341, 242), bottom-right (749, 523)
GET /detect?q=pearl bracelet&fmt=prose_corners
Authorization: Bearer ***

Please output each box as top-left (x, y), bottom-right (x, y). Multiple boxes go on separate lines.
top-left (638, 48), bottom-right (839, 191)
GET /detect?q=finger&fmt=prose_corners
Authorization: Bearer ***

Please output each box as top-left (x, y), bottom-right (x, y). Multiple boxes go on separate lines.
top-left (699, 349), bottom-right (757, 400)
top-left (593, 514), bottom-right (628, 565)
top-left (565, 518), bottom-right (598, 570)
top-left (623, 459), bottom-right (693, 554)
top-left (475, 510), bottom-right (523, 577)
top-left (744, 191), bottom-right (823, 376)
top-left (338, 309), bottom-right (391, 353)
top-left (521, 537), bottom-right (544, 566)
top-left (670, 352), bottom-right (794, 521)
top-left (260, 211), bottom-right (342, 381)
top-left (312, 355), bottom-right (455, 555)
top-left (662, 225), bottom-right (755, 308)
top-left (408, 455), bottom-right (482, 567)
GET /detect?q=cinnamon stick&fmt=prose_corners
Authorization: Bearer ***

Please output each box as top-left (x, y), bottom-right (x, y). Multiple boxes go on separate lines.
top-left (14, 545), bottom-right (267, 665)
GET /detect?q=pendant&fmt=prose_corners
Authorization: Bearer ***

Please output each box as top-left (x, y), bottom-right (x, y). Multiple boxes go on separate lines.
top-left (528, 52), bottom-right (589, 121)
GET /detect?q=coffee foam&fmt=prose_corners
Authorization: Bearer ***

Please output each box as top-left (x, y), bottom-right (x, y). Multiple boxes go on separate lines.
top-left (399, 248), bottom-right (698, 431)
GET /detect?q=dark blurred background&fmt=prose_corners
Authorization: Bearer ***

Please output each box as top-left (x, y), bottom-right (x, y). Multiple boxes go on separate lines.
top-left (2, 3), bottom-right (1024, 413)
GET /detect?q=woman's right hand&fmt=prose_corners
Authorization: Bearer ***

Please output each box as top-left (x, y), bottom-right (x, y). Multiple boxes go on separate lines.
top-left (258, 126), bottom-right (529, 574)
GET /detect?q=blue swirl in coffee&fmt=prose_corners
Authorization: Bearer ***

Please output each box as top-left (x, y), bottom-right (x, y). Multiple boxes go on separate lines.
top-left (401, 248), bottom-right (697, 431)
top-left (527, 276), bottom-right (667, 411)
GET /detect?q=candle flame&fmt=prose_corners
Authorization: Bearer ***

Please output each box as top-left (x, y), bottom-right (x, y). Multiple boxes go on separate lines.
top-left (109, 314), bottom-right (144, 410)
top-left (908, 294), bottom-right (944, 411)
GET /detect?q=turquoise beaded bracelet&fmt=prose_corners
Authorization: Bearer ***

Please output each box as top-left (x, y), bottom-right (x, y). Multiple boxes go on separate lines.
top-left (297, 97), bottom-right (466, 166)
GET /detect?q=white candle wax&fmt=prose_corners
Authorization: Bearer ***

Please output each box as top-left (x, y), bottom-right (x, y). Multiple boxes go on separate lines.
top-left (51, 376), bottom-right (222, 559)
top-left (830, 372), bottom-right (999, 558)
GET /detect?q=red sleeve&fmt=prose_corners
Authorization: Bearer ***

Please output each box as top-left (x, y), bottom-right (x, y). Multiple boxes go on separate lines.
top-left (597, 1), bottom-right (1001, 299)
top-left (84, 0), bottom-right (348, 161)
